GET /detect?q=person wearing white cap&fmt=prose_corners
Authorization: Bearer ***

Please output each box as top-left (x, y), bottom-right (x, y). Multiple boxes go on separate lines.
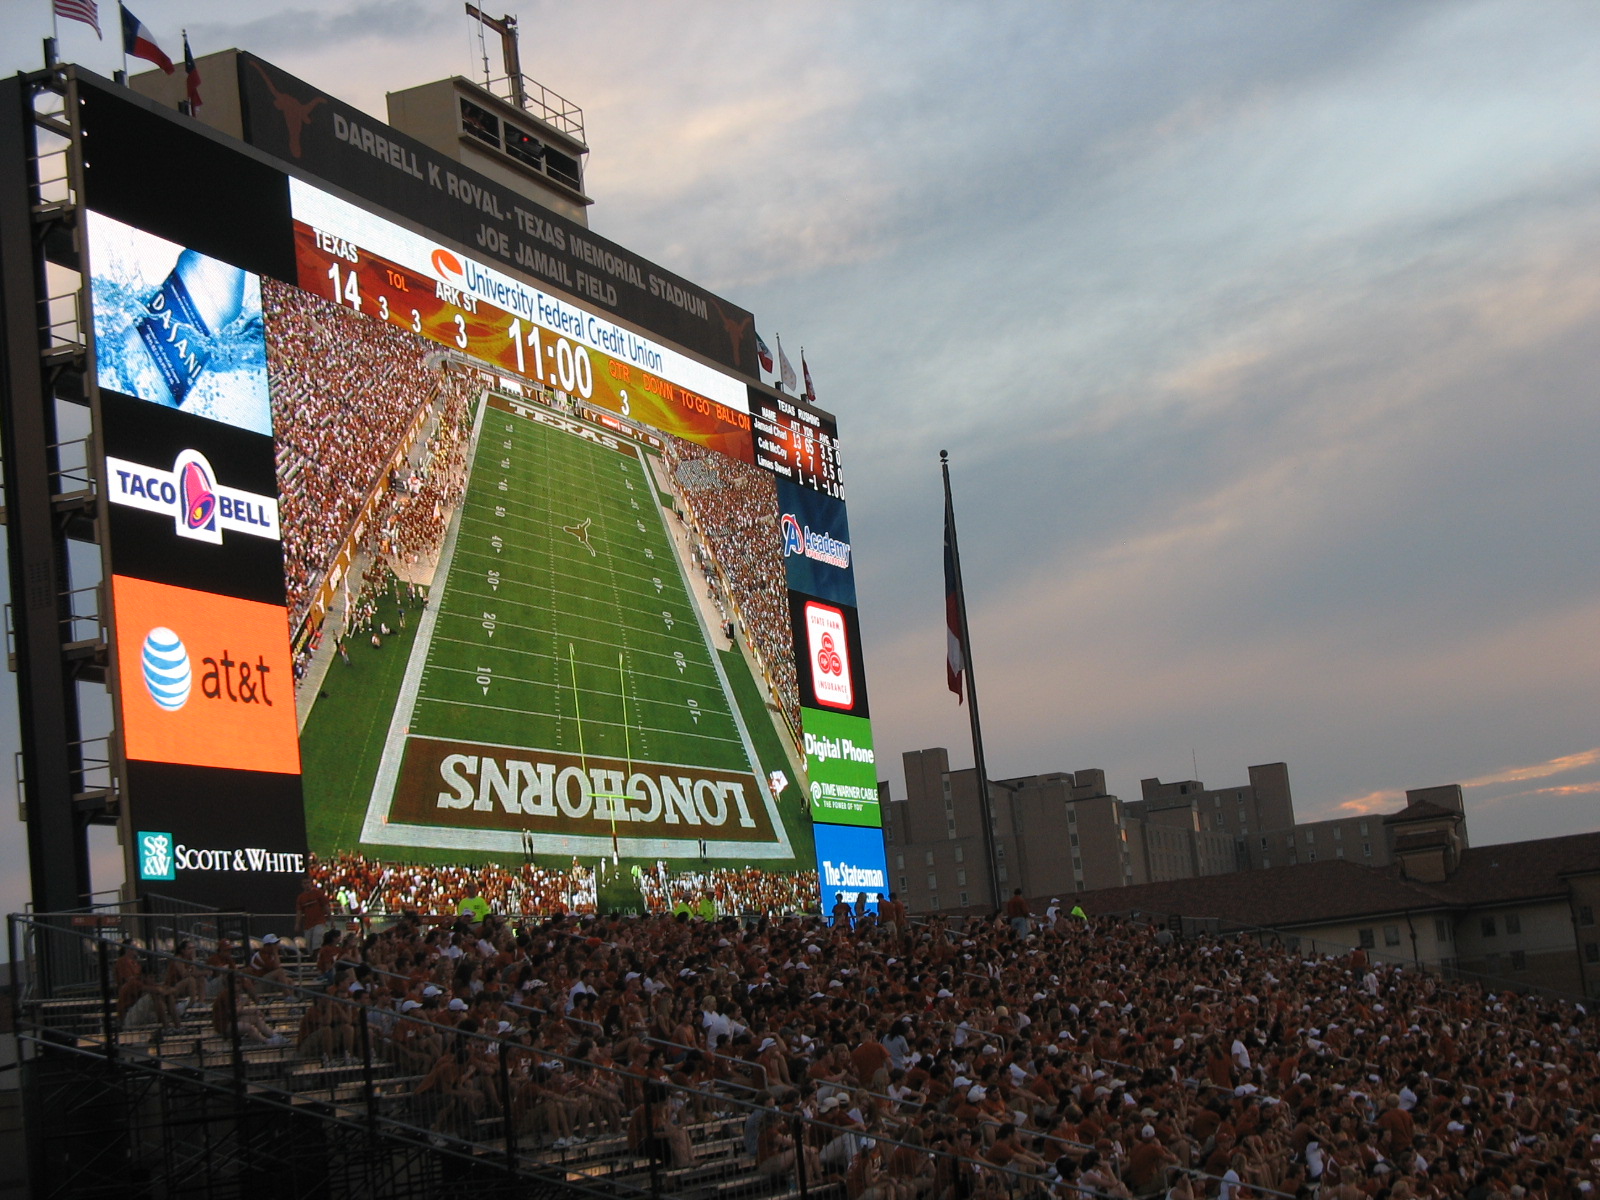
top-left (1126, 1121), bottom-right (1177, 1194)
top-left (249, 934), bottom-right (290, 988)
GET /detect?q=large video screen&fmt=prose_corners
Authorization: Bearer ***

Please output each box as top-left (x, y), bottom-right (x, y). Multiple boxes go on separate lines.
top-left (79, 72), bottom-right (887, 916)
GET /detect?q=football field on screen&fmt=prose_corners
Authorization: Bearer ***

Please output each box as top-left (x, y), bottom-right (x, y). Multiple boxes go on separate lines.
top-left (414, 400), bottom-right (748, 768)
top-left (322, 393), bottom-right (800, 865)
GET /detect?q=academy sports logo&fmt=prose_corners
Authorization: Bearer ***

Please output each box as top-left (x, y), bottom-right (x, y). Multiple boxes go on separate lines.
top-left (137, 831), bottom-right (176, 881)
top-left (105, 449), bottom-right (280, 544)
top-left (803, 601), bottom-right (854, 709)
top-left (141, 627), bottom-right (192, 711)
top-left (780, 514), bottom-right (852, 570)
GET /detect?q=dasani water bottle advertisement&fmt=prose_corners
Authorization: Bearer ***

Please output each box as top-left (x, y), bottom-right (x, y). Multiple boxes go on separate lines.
top-left (87, 210), bottom-right (271, 436)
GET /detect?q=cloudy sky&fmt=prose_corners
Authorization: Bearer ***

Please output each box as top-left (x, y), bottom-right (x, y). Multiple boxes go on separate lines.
top-left (2, 0), bottom-right (1597, 912)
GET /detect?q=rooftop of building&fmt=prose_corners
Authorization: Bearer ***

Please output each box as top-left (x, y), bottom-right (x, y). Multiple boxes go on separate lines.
top-left (1068, 828), bottom-right (1600, 926)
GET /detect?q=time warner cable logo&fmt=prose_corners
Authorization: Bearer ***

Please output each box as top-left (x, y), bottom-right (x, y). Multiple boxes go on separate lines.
top-left (104, 448), bottom-right (280, 544)
top-left (779, 514), bottom-right (851, 569)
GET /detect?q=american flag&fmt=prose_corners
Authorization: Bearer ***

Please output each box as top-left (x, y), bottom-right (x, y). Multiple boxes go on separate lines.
top-left (945, 486), bottom-right (966, 703)
top-left (54, 0), bottom-right (102, 38)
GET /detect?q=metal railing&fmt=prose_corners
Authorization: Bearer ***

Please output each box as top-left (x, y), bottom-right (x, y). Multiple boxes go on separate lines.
top-left (481, 74), bottom-right (585, 142)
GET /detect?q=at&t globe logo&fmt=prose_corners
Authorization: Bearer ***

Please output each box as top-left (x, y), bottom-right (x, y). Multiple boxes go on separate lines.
top-left (141, 627), bottom-right (192, 711)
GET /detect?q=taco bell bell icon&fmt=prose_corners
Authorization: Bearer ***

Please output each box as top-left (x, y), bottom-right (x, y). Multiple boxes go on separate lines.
top-left (116, 249), bottom-right (246, 408)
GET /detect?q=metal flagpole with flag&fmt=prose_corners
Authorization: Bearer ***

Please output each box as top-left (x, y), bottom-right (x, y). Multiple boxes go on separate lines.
top-left (120, 3), bottom-right (175, 75)
top-left (775, 334), bottom-right (798, 394)
top-left (54, 0), bottom-right (103, 39)
top-left (941, 449), bottom-right (1002, 911)
top-left (755, 330), bottom-right (774, 376)
top-left (182, 30), bottom-right (202, 111)
top-left (801, 350), bottom-right (816, 405)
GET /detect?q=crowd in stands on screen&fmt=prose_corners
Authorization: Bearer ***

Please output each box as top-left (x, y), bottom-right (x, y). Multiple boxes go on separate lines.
top-left (309, 852), bottom-right (821, 920)
top-left (254, 881), bottom-right (1600, 1195)
top-left (264, 281), bottom-right (475, 637)
top-left (662, 436), bottom-right (799, 735)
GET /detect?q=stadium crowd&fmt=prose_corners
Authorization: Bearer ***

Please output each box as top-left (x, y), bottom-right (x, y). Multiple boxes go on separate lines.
top-left (662, 436), bottom-right (801, 737)
top-left (264, 282), bottom-right (464, 629)
top-left (266, 880), bottom-right (1600, 1200)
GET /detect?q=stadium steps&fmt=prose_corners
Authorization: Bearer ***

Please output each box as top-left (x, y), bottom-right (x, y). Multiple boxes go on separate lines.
top-left (31, 984), bottom-right (852, 1199)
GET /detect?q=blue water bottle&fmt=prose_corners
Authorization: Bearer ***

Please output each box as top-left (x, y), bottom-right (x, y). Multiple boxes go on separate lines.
top-left (116, 250), bottom-right (246, 408)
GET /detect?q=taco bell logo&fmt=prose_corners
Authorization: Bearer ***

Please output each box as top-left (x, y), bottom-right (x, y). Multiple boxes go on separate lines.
top-left (179, 457), bottom-right (217, 533)
top-left (105, 448), bottom-right (280, 544)
top-left (780, 513), bottom-right (850, 569)
top-left (138, 831), bottom-right (176, 881)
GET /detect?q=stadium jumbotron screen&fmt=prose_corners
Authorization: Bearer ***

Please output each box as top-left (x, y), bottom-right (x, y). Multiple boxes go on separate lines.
top-left (78, 71), bottom-right (887, 916)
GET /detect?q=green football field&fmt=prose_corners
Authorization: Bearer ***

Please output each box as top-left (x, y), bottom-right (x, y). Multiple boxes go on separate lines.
top-left (413, 403), bottom-right (748, 769)
top-left (301, 392), bottom-right (811, 874)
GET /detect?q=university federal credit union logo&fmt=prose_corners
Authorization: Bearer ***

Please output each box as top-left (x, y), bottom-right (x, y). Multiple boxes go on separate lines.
top-left (112, 575), bottom-right (301, 775)
top-left (137, 831), bottom-right (176, 881)
top-left (104, 448), bottom-right (280, 545)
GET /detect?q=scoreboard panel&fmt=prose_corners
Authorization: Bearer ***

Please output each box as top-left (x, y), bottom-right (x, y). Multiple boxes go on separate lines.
top-left (69, 63), bottom-right (889, 914)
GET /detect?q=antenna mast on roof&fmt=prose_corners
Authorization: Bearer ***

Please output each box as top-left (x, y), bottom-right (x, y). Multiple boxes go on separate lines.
top-left (464, 4), bottom-right (526, 109)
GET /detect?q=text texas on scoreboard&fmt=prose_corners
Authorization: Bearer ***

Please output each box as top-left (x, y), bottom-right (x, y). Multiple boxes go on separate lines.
top-left (78, 59), bottom-right (890, 913)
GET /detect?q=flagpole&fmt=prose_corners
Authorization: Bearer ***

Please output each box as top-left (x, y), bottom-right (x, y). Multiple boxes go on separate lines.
top-left (941, 449), bottom-right (1002, 914)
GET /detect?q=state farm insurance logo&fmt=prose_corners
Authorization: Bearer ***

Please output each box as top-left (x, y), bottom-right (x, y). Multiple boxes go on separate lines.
top-left (138, 831), bottom-right (176, 881)
top-left (804, 601), bottom-right (854, 710)
top-left (105, 448), bottom-right (280, 545)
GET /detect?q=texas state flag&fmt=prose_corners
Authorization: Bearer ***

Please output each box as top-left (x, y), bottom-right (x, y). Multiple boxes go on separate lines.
top-left (121, 3), bottom-right (175, 74)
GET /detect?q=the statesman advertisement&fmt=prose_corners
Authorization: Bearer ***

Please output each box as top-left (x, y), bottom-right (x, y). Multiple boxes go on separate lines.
top-left (78, 65), bottom-right (883, 917)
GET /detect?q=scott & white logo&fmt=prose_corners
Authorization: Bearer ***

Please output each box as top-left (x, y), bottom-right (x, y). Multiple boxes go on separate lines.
top-left (138, 831), bottom-right (176, 881)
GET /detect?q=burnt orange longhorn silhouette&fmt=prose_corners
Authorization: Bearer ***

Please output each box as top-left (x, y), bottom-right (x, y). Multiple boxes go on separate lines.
top-left (250, 61), bottom-right (326, 159)
top-left (707, 298), bottom-right (753, 368)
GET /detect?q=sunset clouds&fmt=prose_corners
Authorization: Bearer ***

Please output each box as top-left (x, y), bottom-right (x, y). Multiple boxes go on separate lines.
top-left (2, 2), bottom-right (1596, 915)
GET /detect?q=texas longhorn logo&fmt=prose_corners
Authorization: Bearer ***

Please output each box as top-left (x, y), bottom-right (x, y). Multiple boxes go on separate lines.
top-left (249, 61), bottom-right (325, 159)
